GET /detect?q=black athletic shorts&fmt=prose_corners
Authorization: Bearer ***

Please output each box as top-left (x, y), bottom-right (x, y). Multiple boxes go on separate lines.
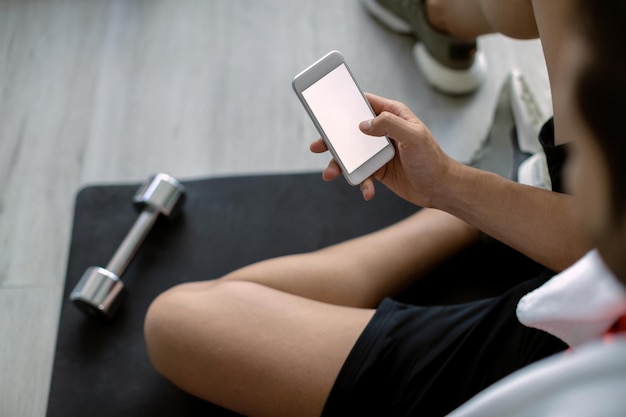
top-left (321, 272), bottom-right (568, 417)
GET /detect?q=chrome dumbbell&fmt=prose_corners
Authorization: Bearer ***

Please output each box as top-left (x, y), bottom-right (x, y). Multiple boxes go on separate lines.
top-left (70, 173), bottom-right (186, 320)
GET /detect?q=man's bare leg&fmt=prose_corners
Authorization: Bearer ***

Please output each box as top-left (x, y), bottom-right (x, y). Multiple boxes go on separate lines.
top-left (426, 0), bottom-right (538, 40)
top-left (145, 280), bottom-right (375, 417)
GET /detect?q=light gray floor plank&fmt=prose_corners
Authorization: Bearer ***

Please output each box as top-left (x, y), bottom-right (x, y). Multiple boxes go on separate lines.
top-left (0, 287), bottom-right (62, 417)
top-left (0, 1), bottom-right (550, 416)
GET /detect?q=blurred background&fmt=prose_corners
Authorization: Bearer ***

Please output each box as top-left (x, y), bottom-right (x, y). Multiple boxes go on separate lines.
top-left (0, 1), bottom-right (550, 415)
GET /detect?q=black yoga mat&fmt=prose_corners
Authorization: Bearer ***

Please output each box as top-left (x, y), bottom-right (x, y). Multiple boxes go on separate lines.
top-left (47, 172), bottom-right (543, 417)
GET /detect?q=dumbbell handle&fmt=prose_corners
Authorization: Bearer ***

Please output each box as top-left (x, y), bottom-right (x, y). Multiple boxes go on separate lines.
top-left (106, 207), bottom-right (159, 277)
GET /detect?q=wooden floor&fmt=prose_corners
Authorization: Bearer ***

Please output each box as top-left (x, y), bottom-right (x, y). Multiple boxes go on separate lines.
top-left (0, 1), bottom-right (551, 416)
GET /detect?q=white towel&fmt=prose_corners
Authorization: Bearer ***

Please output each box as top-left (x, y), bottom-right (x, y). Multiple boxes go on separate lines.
top-left (516, 250), bottom-right (626, 347)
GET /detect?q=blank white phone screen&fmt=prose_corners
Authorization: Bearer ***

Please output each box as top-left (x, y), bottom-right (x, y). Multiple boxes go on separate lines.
top-left (302, 64), bottom-right (388, 174)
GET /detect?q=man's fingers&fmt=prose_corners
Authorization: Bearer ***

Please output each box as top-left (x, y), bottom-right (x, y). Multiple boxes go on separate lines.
top-left (364, 93), bottom-right (418, 122)
top-left (322, 158), bottom-right (341, 181)
top-left (310, 138), bottom-right (328, 153)
top-left (360, 177), bottom-right (376, 201)
top-left (360, 110), bottom-right (423, 146)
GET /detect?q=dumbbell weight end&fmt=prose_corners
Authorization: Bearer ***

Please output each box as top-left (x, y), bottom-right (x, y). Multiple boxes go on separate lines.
top-left (70, 267), bottom-right (126, 320)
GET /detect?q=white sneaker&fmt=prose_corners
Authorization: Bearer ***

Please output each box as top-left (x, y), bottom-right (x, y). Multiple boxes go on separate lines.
top-left (508, 70), bottom-right (552, 189)
top-left (361, 0), bottom-right (487, 95)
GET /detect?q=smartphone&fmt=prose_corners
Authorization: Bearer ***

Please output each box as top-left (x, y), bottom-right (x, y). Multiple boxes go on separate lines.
top-left (292, 50), bottom-right (395, 186)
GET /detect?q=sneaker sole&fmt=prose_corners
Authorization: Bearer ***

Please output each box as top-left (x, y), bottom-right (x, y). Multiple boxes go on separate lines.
top-left (413, 43), bottom-right (487, 95)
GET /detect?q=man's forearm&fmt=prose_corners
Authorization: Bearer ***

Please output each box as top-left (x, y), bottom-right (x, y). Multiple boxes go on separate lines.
top-left (433, 163), bottom-right (589, 271)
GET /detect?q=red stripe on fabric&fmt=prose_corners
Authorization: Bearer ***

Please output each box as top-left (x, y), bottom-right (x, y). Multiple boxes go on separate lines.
top-left (603, 315), bottom-right (626, 344)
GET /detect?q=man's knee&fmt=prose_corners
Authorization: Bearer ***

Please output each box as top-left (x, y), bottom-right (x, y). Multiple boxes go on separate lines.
top-left (143, 280), bottom-right (251, 378)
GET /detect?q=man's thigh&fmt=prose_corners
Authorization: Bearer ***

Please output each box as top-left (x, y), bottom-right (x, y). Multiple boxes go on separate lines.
top-left (145, 280), bottom-right (376, 417)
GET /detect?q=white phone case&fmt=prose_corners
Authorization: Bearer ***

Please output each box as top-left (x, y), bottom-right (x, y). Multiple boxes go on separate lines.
top-left (293, 51), bottom-right (395, 186)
